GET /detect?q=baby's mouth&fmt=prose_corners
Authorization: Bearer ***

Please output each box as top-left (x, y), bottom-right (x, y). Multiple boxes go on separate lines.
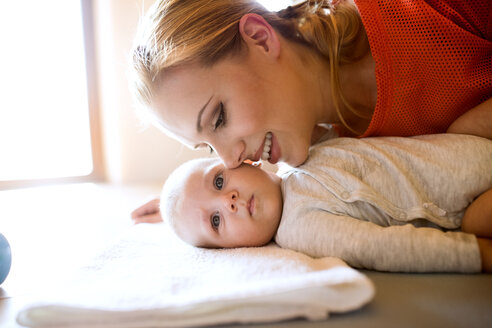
top-left (248, 195), bottom-right (255, 216)
top-left (260, 132), bottom-right (272, 160)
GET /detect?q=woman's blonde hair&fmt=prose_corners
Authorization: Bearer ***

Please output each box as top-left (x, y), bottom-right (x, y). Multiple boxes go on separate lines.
top-left (131, 0), bottom-right (369, 134)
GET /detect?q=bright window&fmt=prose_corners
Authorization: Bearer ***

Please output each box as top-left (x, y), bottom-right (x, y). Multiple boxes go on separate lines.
top-left (0, 0), bottom-right (94, 183)
top-left (258, 0), bottom-right (294, 11)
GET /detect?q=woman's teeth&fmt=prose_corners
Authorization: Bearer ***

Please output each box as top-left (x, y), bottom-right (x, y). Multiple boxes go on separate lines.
top-left (261, 132), bottom-right (272, 160)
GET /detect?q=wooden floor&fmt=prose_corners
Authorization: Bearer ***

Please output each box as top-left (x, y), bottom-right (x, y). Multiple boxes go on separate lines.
top-left (0, 182), bottom-right (161, 327)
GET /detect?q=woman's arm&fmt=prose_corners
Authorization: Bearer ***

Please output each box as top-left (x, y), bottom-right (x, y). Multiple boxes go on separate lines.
top-left (462, 188), bottom-right (492, 272)
top-left (447, 97), bottom-right (492, 139)
top-left (476, 238), bottom-right (492, 272)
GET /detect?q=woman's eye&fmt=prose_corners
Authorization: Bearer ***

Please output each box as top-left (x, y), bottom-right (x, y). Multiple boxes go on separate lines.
top-left (214, 173), bottom-right (224, 190)
top-left (211, 213), bottom-right (221, 230)
top-left (213, 103), bottom-right (226, 130)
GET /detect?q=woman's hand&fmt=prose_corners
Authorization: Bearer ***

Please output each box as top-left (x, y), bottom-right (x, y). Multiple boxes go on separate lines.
top-left (476, 238), bottom-right (492, 273)
top-left (131, 198), bottom-right (163, 224)
top-left (462, 188), bottom-right (492, 272)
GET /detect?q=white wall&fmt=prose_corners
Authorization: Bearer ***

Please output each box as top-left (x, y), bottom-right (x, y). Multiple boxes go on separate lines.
top-left (92, 0), bottom-right (209, 185)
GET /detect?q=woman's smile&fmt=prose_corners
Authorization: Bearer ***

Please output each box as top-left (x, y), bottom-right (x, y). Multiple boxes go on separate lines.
top-left (268, 133), bottom-right (281, 164)
top-left (261, 132), bottom-right (272, 160)
top-left (253, 132), bottom-right (282, 165)
top-left (253, 132), bottom-right (272, 161)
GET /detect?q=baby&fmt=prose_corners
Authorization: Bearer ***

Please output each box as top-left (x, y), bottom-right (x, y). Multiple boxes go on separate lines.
top-left (160, 134), bottom-right (492, 273)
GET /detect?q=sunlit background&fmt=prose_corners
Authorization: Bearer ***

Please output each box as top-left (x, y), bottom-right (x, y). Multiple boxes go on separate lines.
top-left (0, 0), bottom-right (295, 323)
top-left (0, 0), bottom-right (93, 181)
top-left (0, 0), bottom-right (293, 184)
top-left (258, 0), bottom-right (293, 11)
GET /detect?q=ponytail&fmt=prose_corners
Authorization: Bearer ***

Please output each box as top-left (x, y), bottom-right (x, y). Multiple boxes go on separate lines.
top-left (274, 1), bottom-right (371, 134)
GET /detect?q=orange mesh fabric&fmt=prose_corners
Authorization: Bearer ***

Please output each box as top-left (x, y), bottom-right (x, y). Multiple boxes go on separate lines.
top-left (355, 0), bottom-right (492, 137)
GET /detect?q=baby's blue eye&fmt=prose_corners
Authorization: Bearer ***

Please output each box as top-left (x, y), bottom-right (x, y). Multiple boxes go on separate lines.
top-left (211, 213), bottom-right (220, 229)
top-left (214, 174), bottom-right (224, 190)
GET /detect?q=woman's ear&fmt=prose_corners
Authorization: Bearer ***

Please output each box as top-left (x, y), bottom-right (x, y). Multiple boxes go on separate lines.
top-left (239, 13), bottom-right (280, 58)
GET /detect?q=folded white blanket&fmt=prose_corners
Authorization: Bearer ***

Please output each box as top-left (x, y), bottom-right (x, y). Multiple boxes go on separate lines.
top-left (17, 223), bottom-right (374, 328)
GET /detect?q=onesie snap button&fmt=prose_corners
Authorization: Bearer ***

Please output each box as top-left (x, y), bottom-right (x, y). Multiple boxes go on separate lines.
top-left (423, 203), bottom-right (446, 216)
top-left (399, 212), bottom-right (407, 220)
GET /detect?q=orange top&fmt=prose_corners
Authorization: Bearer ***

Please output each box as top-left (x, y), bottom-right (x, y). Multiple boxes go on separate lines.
top-left (354, 0), bottom-right (492, 137)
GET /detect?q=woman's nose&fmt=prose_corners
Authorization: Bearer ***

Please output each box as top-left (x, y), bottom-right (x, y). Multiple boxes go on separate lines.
top-left (215, 141), bottom-right (245, 169)
top-left (222, 191), bottom-right (239, 213)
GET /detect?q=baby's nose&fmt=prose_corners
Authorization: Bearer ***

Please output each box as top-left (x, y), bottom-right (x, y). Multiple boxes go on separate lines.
top-left (223, 191), bottom-right (238, 213)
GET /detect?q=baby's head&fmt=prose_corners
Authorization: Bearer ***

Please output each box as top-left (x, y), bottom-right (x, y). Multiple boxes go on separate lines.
top-left (161, 158), bottom-right (283, 248)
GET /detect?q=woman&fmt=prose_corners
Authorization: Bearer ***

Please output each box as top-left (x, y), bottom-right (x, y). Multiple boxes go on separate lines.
top-left (130, 0), bottom-right (491, 222)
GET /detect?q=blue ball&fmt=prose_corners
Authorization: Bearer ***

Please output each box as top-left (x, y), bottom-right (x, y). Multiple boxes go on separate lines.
top-left (0, 233), bottom-right (12, 285)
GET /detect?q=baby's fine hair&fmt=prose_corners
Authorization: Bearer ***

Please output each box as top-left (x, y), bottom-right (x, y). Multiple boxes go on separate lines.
top-left (160, 157), bottom-right (221, 238)
top-left (131, 0), bottom-right (369, 134)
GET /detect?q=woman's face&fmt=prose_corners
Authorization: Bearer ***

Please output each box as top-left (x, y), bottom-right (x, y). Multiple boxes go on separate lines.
top-left (151, 49), bottom-right (318, 168)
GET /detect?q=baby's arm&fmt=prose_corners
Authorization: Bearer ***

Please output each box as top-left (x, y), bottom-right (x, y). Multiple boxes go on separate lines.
top-left (462, 188), bottom-right (492, 272)
top-left (447, 97), bottom-right (492, 139)
top-left (276, 211), bottom-right (482, 273)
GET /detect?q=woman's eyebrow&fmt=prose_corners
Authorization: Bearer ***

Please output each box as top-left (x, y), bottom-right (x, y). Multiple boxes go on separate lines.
top-left (196, 96), bottom-right (213, 133)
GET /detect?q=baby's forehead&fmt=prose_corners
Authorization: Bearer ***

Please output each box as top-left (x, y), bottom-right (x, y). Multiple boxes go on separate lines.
top-left (189, 158), bottom-right (222, 175)
top-left (179, 158), bottom-right (222, 188)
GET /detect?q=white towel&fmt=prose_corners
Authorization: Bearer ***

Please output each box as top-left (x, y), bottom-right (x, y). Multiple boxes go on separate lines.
top-left (17, 223), bottom-right (374, 328)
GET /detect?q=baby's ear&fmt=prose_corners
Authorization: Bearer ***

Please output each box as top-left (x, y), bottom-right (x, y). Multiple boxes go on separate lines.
top-left (243, 159), bottom-right (262, 168)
